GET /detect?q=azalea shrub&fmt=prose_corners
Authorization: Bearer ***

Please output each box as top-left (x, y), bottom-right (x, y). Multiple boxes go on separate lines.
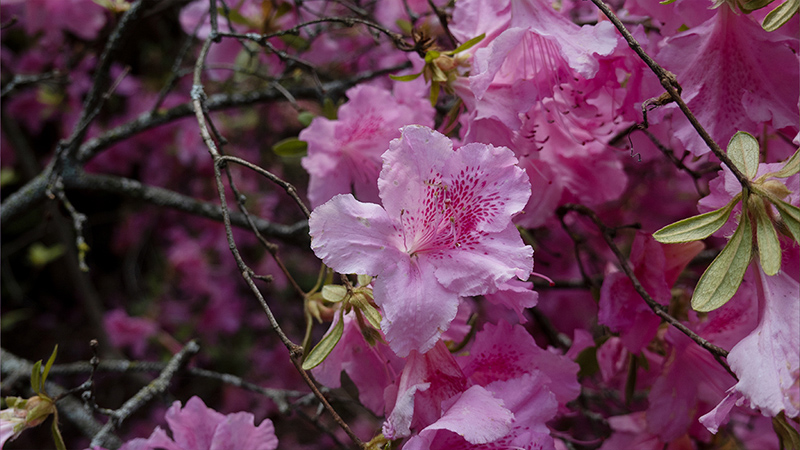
top-left (0, 0), bottom-right (798, 450)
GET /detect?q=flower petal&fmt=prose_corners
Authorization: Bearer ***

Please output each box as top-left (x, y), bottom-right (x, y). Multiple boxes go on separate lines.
top-left (309, 194), bottom-right (405, 276)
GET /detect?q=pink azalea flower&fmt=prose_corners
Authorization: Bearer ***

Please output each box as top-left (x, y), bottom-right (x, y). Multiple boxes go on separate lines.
top-left (383, 321), bottom-right (573, 448)
top-left (723, 262), bottom-right (800, 419)
top-left (312, 312), bottom-right (404, 414)
top-left (654, 6), bottom-right (799, 158)
top-left (94, 396), bottom-right (278, 450)
top-left (309, 125), bottom-right (532, 356)
top-left (300, 84), bottom-right (434, 208)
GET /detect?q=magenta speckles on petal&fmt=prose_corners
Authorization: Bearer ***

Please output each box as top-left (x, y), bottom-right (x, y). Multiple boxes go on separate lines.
top-left (309, 125), bottom-right (534, 356)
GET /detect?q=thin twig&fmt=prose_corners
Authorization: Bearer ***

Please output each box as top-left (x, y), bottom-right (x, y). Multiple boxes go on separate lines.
top-left (0, 348), bottom-right (123, 449)
top-left (556, 204), bottom-right (733, 367)
top-left (89, 340), bottom-right (200, 448)
top-left (589, 0), bottom-right (752, 191)
top-left (217, 155), bottom-right (311, 218)
top-left (1, 70), bottom-right (66, 99)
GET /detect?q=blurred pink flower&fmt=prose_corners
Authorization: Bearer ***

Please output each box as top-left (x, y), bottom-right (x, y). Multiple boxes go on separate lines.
top-left (103, 309), bottom-right (158, 358)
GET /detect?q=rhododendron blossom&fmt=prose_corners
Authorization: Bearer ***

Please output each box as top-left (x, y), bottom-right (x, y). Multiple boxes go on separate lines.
top-left (309, 125), bottom-right (533, 356)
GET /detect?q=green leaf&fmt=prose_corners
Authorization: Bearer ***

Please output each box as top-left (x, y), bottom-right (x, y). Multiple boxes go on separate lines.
top-left (772, 197), bottom-right (800, 244)
top-left (28, 243), bottom-right (65, 268)
top-left (727, 131), bottom-right (760, 179)
top-left (424, 50), bottom-right (440, 63)
top-left (752, 197), bottom-right (782, 275)
top-left (691, 213), bottom-right (753, 312)
top-left (429, 82), bottom-right (440, 107)
top-left (652, 200), bottom-right (737, 243)
top-left (279, 34), bottom-right (310, 51)
top-left (772, 412), bottom-right (800, 450)
top-left (359, 302), bottom-right (382, 330)
top-left (449, 33), bottom-right (485, 54)
top-left (297, 111), bottom-right (315, 127)
top-left (767, 148), bottom-right (799, 178)
top-left (52, 413), bottom-right (67, 450)
top-left (741, 0), bottom-right (775, 10)
top-left (660, 0), bottom-right (678, 4)
top-left (271, 137), bottom-right (308, 157)
top-left (41, 345), bottom-right (58, 387)
top-left (302, 317), bottom-right (344, 370)
top-left (395, 18), bottom-right (413, 34)
top-left (1, 168), bottom-right (19, 187)
top-left (762, 0), bottom-right (800, 31)
top-left (31, 360), bottom-right (42, 394)
top-left (575, 346), bottom-right (599, 377)
top-left (389, 72), bottom-right (422, 82)
top-left (321, 97), bottom-right (338, 120)
top-left (321, 285), bottom-right (348, 303)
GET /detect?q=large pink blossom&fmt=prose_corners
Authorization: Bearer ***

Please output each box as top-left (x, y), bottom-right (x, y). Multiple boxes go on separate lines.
top-left (309, 125), bottom-right (533, 356)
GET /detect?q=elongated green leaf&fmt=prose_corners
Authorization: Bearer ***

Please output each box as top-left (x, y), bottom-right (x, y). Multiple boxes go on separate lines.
top-left (773, 412), bottom-right (800, 450)
top-left (691, 214), bottom-right (753, 312)
top-left (727, 131), bottom-right (760, 179)
top-left (41, 345), bottom-right (58, 387)
top-left (753, 197), bottom-right (781, 275)
top-left (359, 302), bottom-right (382, 330)
top-left (772, 197), bottom-right (800, 244)
top-left (653, 200), bottom-right (736, 243)
top-left (660, 0), bottom-right (677, 4)
top-left (742, 0), bottom-right (776, 10)
top-left (321, 285), bottom-right (348, 303)
top-left (762, 0), bottom-right (800, 31)
top-left (450, 33), bottom-right (485, 54)
top-left (389, 72), bottom-right (422, 82)
top-left (31, 360), bottom-right (42, 394)
top-left (302, 317), bottom-right (344, 370)
top-left (767, 148), bottom-right (799, 178)
top-left (429, 81), bottom-right (440, 107)
top-left (271, 138), bottom-right (308, 157)
top-left (52, 413), bottom-right (67, 450)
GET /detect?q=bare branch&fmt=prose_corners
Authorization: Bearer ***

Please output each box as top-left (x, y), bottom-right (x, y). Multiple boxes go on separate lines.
top-left (89, 340), bottom-right (200, 449)
top-left (556, 204), bottom-right (735, 372)
top-left (0, 348), bottom-right (123, 449)
top-left (589, 0), bottom-right (753, 192)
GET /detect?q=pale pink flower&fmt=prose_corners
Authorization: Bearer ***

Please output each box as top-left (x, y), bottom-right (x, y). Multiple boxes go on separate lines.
top-left (309, 125), bottom-right (532, 356)
top-left (724, 262), bottom-right (800, 418)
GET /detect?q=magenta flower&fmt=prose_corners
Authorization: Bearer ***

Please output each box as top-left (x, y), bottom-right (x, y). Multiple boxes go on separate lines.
top-left (309, 125), bottom-right (532, 356)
